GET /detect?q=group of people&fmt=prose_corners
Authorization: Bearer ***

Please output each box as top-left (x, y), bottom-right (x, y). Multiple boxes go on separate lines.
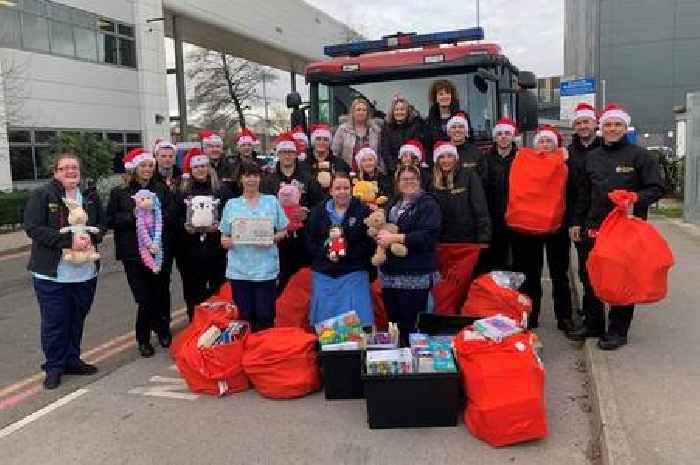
top-left (24, 77), bottom-right (664, 390)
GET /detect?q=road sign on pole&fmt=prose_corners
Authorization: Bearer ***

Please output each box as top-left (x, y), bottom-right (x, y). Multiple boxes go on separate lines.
top-left (560, 78), bottom-right (597, 122)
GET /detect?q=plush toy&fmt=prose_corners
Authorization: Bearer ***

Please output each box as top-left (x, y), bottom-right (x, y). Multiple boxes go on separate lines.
top-left (278, 183), bottom-right (304, 232)
top-left (132, 189), bottom-right (163, 274)
top-left (317, 161), bottom-right (332, 188)
top-left (352, 179), bottom-right (388, 210)
top-left (58, 197), bottom-right (100, 263)
top-left (185, 195), bottom-right (220, 242)
top-left (327, 225), bottom-right (347, 262)
top-left (364, 209), bottom-right (408, 266)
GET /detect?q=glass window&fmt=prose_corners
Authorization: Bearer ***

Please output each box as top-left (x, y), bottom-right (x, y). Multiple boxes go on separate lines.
top-left (9, 130), bottom-right (31, 144)
top-left (50, 20), bottom-right (75, 56)
top-left (125, 132), bottom-right (141, 144)
top-left (47, 3), bottom-right (72, 22)
top-left (9, 147), bottom-right (34, 181)
top-left (35, 130), bottom-right (57, 144)
top-left (35, 146), bottom-right (53, 179)
top-left (113, 145), bottom-right (126, 173)
top-left (74, 27), bottom-right (97, 60)
top-left (98, 19), bottom-right (114, 33)
top-left (107, 132), bottom-right (124, 144)
top-left (23, 0), bottom-right (47, 15)
top-left (73, 10), bottom-right (96, 29)
top-left (22, 13), bottom-right (50, 52)
top-left (99, 33), bottom-right (118, 64)
top-left (0, 9), bottom-right (21, 48)
top-left (118, 24), bottom-right (134, 37)
top-left (118, 38), bottom-right (136, 67)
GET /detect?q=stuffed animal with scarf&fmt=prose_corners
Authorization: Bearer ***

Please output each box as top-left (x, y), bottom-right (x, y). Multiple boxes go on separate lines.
top-left (132, 189), bottom-right (163, 273)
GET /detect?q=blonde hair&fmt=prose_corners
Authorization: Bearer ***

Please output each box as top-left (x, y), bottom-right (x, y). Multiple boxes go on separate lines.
top-left (179, 166), bottom-right (220, 194)
top-left (386, 94), bottom-right (411, 125)
top-left (432, 164), bottom-right (455, 190)
top-left (350, 97), bottom-right (372, 125)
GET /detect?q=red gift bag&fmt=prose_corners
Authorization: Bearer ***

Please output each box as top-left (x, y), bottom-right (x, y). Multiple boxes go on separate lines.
top-left (371, 279), bottom-right (388, 330)
top-left (274, 267), bottom-right (313, 331)
top-left (587, 190), bottom-right (674, 305)
top-left (454, 330), bottom-right (547, 447)
top-left (242, 327), bottom-right (321, 399)
top-left (433, 243), bottom-right (483, 315)
top-left (170, 298), bottom-right (239, 360)
top-left (461, 273), bottom-right (531, 327)
top-left (506, 148), bottom-right (567, 234)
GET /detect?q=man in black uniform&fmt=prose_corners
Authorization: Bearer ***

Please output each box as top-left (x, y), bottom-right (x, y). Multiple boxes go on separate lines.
top-left (447, 111), bottom-right (487, 185)
top-left (200, 130), bottom-right (236, 190)
top-left (569, 104), bottom-right (664, 350)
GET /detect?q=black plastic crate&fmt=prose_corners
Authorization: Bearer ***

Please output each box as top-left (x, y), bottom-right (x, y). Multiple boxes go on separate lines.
top-left (417, 313), bottom-right (477, 336)
top-left (318, 349), bottom-right (364, 400)
top-left (361, 364), bottom-right (459, 428)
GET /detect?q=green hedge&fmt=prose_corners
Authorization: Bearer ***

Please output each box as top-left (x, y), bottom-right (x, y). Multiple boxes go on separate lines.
top-left (0, 191), bottom-right (30, 226)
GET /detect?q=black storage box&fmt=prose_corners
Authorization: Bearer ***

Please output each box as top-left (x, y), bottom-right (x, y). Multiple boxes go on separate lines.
top-left (362, 364), bottom-right (460, 428)
top-left (417, 313), bottom-right (477, 335)
top-left (318, 349), bottom-right (364, 400)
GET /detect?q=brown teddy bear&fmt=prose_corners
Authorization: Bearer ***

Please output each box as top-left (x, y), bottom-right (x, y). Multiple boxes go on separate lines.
top-left (364, 209), bottom-right (408, 266)
top-left (59, 197), bottom-right (100, 263)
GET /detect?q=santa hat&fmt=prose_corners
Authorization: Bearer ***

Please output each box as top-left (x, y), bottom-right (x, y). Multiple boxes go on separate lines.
top-left (433, 141), bottom-right (458, 163)
top-left (355, 146), bottom-right (377, 168)
top-left (236, 128), bottom-right (259, 147)
top-left (182, 147), bottom-right (209, 178)
top-left (533, 125), bottom-right (560, 149)
top-left (573, 102), bottom-right (597, 123)
top-left (492, 117), bottom-right (517, 137)
top-left (153, 138), bottom-right (175, 154)
top-left (199, 130), bottom-right (223, 147)
top-left (599, 103), bottom-right (631, 127)
top-left (310, 123), bottom-right (332, 143)
top-left (398, 139), bottom-right (424, 162)
top-left (274, 132), bottom-right (298, 154)
top-left (446, 111), bottom-right (469, 133)
top-left (123, 148), bottom-right (154, 170)
top-left (291, 126), bottom-right (309, 145)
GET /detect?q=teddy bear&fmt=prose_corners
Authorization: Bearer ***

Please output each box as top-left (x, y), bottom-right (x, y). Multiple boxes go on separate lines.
top-left (316, 161), bottom-right (332, 189)
top-left (327, 225), bottom-right (347, 262)
top-left (58, 197), bottom-right (100, 263)
top-left (363, 208), bottom-right (408, 266)
top-left (277, 183), bottom-right (304, 233)
top-left (352, 179), bottom-right (388, 210)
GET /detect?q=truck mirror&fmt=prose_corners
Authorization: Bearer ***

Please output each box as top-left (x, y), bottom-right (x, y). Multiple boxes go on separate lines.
top-left (518, 71), bottom-right (537, 90)
top-left (517, 89), bottom-right (538, 131)
top-left (286, 91), bottom-right (302, 109)
top-left (476, 68), bottom-right (498, 82)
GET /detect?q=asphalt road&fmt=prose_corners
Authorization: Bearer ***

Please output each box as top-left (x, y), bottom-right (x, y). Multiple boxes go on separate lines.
top-left (0, 239), bottom-right (185, 428)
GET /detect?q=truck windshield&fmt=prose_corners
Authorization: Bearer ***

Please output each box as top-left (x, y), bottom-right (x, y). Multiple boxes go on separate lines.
top-left (317, 72), bottom-right (496, 140)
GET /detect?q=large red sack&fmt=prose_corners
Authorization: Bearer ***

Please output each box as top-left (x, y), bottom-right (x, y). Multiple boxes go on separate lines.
top-left (170, 298), bottom-right (239, 360)
top-left (242, 327), bottom-right (321, 399)
top-left (274, 267), bottom-right (313, 331)
top-left (371, 280), bottom-right (388, 330)
top-left (461, 273), bottom-right (532, 327)
top-left (215, 281), bottom-right (233, 302)
top-left (587, 190), bottom-right (674, 305)
top-left (433, 243), bottom-right (483, 315)
top-left (454, 330), bottom-right (547, 447)
top-left (506, 148), bottom-right (568, 234)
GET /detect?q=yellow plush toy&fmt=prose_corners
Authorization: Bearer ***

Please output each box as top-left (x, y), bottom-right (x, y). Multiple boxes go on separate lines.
top-left (352, 179), bottom-right (388, 209)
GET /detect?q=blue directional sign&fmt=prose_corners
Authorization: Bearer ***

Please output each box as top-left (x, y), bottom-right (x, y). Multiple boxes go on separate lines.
top-left (560, 79), bottom-right (597, 97)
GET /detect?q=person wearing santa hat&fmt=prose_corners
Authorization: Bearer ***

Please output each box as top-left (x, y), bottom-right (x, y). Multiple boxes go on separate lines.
top-left (307, 123), bottom-right (351, 206)
top-left (353, 146), bottom-right (393, 200)
top-left (510, 126), bottom-right (574, 332)
top-left (107, 148), bottom-right (176, 357)
top-left (569, 103), bottom-right (664, 349)
top-left (481, 117), bottom-right (518, 271)
top-left (262, 132), bottom-right (314, 292)
top-left (174, 149), bottom-right (233, 321)
top-left (446, 111), bottom-right (487, 184)
top-left (379, 94), bottom-right (424, 175)
top-left (291, 125), bottom-right (310, 161)
top-left (152, 138), bottom-right (181, 190)
top-left (231, 128), bottom-right (265, 195)
top-left (397, 139), bottom-right (432, 191)
top-left (200, 130), bottom-right (236, 189)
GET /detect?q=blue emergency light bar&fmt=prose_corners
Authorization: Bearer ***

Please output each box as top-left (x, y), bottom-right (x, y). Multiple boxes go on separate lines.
top-left (324, 27), bottom-right (485, 57)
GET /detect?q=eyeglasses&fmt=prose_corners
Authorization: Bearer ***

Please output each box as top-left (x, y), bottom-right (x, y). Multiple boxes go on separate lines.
top-left (399, 177), bottom-right (418, 183)
top-left (56, 165), bottom-right (79, 172)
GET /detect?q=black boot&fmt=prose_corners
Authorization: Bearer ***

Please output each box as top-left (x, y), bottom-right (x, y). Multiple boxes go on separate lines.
top-left (566, 323), bottom-right (603, 341)
top-left (139, 342), bottom-right (155, 357)
top-left (43, 372), bottom-right (61, 390)
top-left (597, 333), bottom-right (628, 351)
top-left (557, 319), bottom-right (576, 333)
top-left (158, 333), bottom-right (172, 349)
top-left (64, 360), bottom-right (98, 375)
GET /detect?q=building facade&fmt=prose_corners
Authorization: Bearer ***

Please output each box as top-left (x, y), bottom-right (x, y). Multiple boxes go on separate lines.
top-left (564, 0), bottom-right (700, 142)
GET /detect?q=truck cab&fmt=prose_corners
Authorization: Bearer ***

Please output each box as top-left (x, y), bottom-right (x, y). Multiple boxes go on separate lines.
top-left (288, 28), bottom-right (538, 148)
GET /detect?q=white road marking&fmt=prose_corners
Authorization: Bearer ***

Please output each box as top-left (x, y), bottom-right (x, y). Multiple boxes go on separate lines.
top-left (128, 375), bottom-right (199, 401)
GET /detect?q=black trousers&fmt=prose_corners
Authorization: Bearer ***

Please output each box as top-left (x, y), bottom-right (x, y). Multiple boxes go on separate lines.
top-left (577, 239), bottom-right (635, 337)
top-left (230, 279), bottom-right (277, 332)
top-left (382, 287), bottom-right (429, 346)
top-left (123, 260), bottom-right (172, 344)
top-left (277, 230), bottom-right (310, 293)
top-left (179, 255), bottom-right (226, 321)
top-left (511, 229), bottom-right (573, 325)
top-left (478, 222), bottom-right (514, 273)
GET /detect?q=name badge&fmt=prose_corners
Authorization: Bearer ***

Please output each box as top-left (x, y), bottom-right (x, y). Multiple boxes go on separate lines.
top-left (616, 165), bottom-right (634, 174)
top-left (462, 162), bottom-right (477, 169)
top-left (450, 188), bottom-right (466, 194)
top-left (48, 202), bottom-right (59, 213)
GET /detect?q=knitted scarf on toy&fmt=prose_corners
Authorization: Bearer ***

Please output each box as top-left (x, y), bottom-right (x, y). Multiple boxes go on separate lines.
top-left (135, 194), bottom-right (163, 273)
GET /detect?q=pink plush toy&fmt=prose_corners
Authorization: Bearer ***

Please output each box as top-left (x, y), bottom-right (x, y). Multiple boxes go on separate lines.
top-left (278, 183), bottom-right (303, 232)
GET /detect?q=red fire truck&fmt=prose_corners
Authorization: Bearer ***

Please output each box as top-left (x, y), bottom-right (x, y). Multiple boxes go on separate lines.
top-left (287, 27), bottom-right (538, 148)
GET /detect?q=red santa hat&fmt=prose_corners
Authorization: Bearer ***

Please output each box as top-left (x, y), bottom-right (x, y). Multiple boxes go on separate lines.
top-left (291, 126), bottom-right (309, 145)
top-left (433, 141), bottom-right (458, 163)
top-left (492, 117), bottom-right (518, 137)
top-left (398, 139), bottom-right (424, 162)
top-left (236, 128), bottom-right (259, 147)
top-left (598, 103), bottom-right (631, 127)
top-left (573, 102), bottom-right (597, 123)
top-left (182, 147), bottom-right (209, 178)
top-left (354, 145), bottom-right (378, 168)
top-left (446, 111), bottom-right (469, 134)
top-left (274, 132), bottom-right (298, 154)
top-left (153, 138), bottom-right (175, 154)
top-left (123, 148), bottom-right (154, 170)
top-left (199, 130), bottom-right (223, 147)
top-left (309, 123), bottom-right (332, 143)
top-left (533, 125), bottom-right (560, 149)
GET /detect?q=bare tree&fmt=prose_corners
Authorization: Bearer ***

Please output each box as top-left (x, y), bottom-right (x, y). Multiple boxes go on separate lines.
top-left (186, 48), bottom-right (278, 131)
top-left (0, 56), bottom-right (28, 126)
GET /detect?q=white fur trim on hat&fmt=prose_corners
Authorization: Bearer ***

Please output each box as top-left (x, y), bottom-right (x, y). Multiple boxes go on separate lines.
top-left (574, 109), bottom-right (597, 122)
top-left (599, 109), bottom-right (631, 126)
top-left (446, 114), bottom-right (469, 132)
top-left (433, 143), bottom-right (458, 163)
top-left (534, 130), bottom-right (559, 148)
top-left (310, 128), bottom-right (332, 143)
top-left (493, 123), bottom-right (516, 137)
top-left (133, 151), bottom-right (155, 166)
top-left (202, 134), bottom-right (223, 146)
top-left (237, 135), bottom-right (255, 146)
top-left (398, 144), bottom-right (421, 160)
top-left (154, 140), bottom-right (175, 153)
top-left (189, 154), bottom-right (209, 168)
top-left (276, 140), bottom-right (297, 153)
top-left (355, 147), bottom-right (377, 167)
top-left (292, 132), bottom-right (309, 144)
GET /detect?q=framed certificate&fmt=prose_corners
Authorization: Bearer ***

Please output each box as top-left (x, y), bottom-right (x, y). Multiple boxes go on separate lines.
top-left (231, 218), bottom-right (274, 245)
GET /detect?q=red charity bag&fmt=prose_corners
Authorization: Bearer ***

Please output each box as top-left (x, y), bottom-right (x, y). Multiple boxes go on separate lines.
top-left (506, 148), bottom-right (568, 234)
top-left (170, 298), bottom-right (239, 360)
top-left (371, 279), bottom-right (389, 331)
top-left (433, 243), bottom-right (483, 315)
top-left (587, 190), bottom-right (674, 306)
top-left (242, 327), bottom-right (321, 399)
top-left (454, 330), bottom-right (547, 447)
top-left (274, 267), bottom-right (313, 332)
top-left (460, 273), bottom-right (532, 327)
